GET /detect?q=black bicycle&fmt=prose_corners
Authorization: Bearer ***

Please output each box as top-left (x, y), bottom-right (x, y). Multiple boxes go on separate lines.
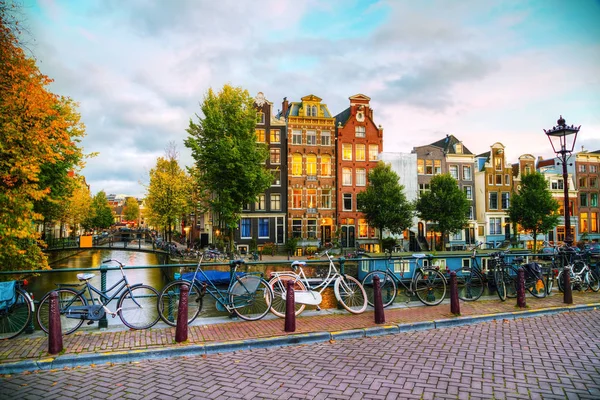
top-left (0, 280), bottom-right (34, 340)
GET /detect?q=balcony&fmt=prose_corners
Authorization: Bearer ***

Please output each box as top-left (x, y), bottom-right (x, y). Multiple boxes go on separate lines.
top-left (306, 208), bottom-right (318, 214)
top-left (307, 175), bottom-right (317, 181)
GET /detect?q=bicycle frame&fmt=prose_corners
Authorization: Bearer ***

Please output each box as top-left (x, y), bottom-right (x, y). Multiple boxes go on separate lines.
top-left (60, 274), bottom-right (140, 314)
top-left (383, 253), bottom-right (436, 296)
top-left (271, 251), bottom-right (342, 295)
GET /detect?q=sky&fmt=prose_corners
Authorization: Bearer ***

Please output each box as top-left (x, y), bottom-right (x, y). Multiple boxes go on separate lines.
top-left (21, 0), bottom-right (600, 198)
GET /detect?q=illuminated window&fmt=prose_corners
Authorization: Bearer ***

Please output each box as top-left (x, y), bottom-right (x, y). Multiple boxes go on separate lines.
top-left (343, 168), bottom-right (352, 186)
top-left (270, 129), bottom-right (280, 143)
top-left (417, 160), bottom-right (424, 175)
top-left (425, 160), bottom-right (433, 175)
top-left (256, 129), bottom-right (266, 143)
top-left (434, 160), bottom-right (441, 175)
top-left (343, 144), bottom-right (352, 160)
top-left (358, 219), bottom-right (368, 238)
top-left (581, 213), bottom-right (588, 232)
top-left (321, 154), bottom-right (331, 176)
top-left (356, 144), bottom-right (365, 161)
top-left (270, 148), bottom-right (280, 164)
top-left (270, 194), bottom-right (280, 211)
top-left (369, 144), bottom-right (379, 161)
top-left (256, 194), bottom-right (266, 211)
top-left (321, 190), bottom-right (331, 209)
top-left (292, 189), bottom-right (302, 209)
top-left (292, 153), bottom-right (302, 176)
top-left (306, 154), bottom-right (317, 176)
top-left (307, 189), bottom-right (317, 209)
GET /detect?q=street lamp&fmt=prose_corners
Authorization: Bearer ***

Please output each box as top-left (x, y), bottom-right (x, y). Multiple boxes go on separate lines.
top-left (544, 115), bottom-right (580, 246)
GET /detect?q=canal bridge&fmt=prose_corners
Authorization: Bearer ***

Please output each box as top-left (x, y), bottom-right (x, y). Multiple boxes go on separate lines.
top-left (43, 230), bottom-right (169, 255)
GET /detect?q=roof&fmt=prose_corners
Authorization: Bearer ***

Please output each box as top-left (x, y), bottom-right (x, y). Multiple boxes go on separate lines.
top-left (428, 134), bottom-right (473, 155)
top-left (334, 107), bottom-right (351, 127)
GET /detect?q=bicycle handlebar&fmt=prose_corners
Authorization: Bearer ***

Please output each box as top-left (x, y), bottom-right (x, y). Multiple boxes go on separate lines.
top-left (102, 259), bottom-right (124, 268)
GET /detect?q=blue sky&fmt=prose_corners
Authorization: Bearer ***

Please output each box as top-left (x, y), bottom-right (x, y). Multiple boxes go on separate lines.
top-left (22, 0), bottom-right (600, 197)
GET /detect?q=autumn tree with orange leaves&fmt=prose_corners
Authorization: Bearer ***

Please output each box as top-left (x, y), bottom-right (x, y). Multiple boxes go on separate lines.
top-left (1, 1), bottom-right (86, 273)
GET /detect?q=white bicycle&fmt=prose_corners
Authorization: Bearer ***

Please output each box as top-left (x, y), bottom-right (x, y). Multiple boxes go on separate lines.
top-left (268, 249), bottom-right (367, 317)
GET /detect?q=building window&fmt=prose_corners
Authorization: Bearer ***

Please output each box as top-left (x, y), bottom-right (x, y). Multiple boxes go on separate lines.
top-left (321, 130), bottom-right (331, 146)
top-left (312, 105), bottom-right (317, 116)
top-left (292, 153), bottom-right (302, 176)
top-left (307, 219), bottom-right (317, 239)
top-left (419, 183), bottom-right (430, 195)
top-left (270, 129), bottom-right (280, 143)
top-left (292, 219), bottom-right (302, 238)
top-left (495, 174), bottom-right (502, 185)
top-left (256, 194), bottom-right (266, 211)
top-left (270, 194), bottom-right (281, 211)
top-left (505, 174), bottom-right (510, 186)
top-left (343, 193), bottom-right (352, 211)
top-left (417, 160), bottom-right (424, 175)
top-left (306, 130), bottom-right (316, 145)
top-left (551, 179), bottom-right (564, 190)
top-left (579, 177), bottom-right (587, 188)
top-left (358, 219), bottom-right (368, 238)
top-left (259, 218), bottom-right (269, 238)
top-left (321, 154), bottom-right (331, 176)
top-left (581, 213), bottom-right (588, 233)
top-left (579, 164), bottom-right (586, 173)
top-left (292, 129), bottom-right (302, 145)
top-left (495, 156), bottom-right (502, 171)
top-left (469, 206), bottom-right (474, 220)
top-left (342, 167), bottom-right (352, 186)
top-left (256, 129), bottom-right (266, 143)
top-left (241, 218), bottom-right (251, 238)
top-left (355, 126), bottom-right (365, 137)
top-left (489, 217), bottom-right (502, 234)
top-left (590, 165), bottom-right (597, 173)
top-left (243, 203), bottom-right (251, 211)
top-left (464, 186), bottom-right (472, 200)
top-left (449, 165), bottom-right (458, 179)
top-left (270, 148), bottom-right (280, 164)
top-left (306, 154), bottom-right (317, 176)
top-left (580, 193), bottom-right (588, 207)
top-left (434, 160), bottom-right (441, 175)
top-left (590, 177), bottom-right (597, 188)
top-left (321, 189), bottom-right (331, 209)
top-left (425, 160), bottom-right (433, 175)
top-left (501, 192), bottom-right (510, 209)
top-left (592, 212), bottom-right (598, 233)
top-left (525, 165), bottom-right (531, 174)
top-left (271, 170), bottom-right (281, 186)
top-left (489, 192), bottom-right (498, 209)
top-left (463, 166), bottom-right (472, 180)
top-left (355, 144), bottom-right (365, 161)
top-left (307, 189), bottom-right (317, 209)
top-left (369, 144), bottom-right (379, 161)
top-left (356, 168), bottom-right (366, 186)
top-left (591, 193), bottom-right (598, 207)
top-left (452, 232), bottom-right (462, 241)
top-left (257, 112), bottom-right (265, 124)
top-left (292, 189), bottom-right (302, 209)
top-left (487, 174), bottom-right (493, 185)
top-left (343, 143), bottom-right (352, 160)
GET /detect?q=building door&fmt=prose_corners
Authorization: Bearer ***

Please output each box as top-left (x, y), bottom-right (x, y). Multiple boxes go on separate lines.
top-left (321, 225), bottom-right (331, 244)
top-left (348, 226), bottom-right (355, 248)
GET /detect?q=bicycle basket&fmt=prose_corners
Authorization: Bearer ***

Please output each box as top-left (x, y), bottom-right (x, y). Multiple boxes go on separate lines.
top-left (0, 281), bottom-right (16, 309)
top-left (230, 275), bottom-right (261, 295)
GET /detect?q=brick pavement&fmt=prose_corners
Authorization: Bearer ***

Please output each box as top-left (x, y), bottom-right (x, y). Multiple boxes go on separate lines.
top-left (1, 290), bottom-right (599, 369)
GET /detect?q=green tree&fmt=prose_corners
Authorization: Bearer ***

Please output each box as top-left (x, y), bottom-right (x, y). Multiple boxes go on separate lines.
top-left (356, 162), bottom-right (413, 248)
top-left (185, 84), bottom-right (272, 252)
top-left (508, 172), bottom-right (559, 253)
top-left (123, 197), bottom-right (140, 224)
top-left (65, 176), bottom-right (91, 236)
top-left (85, 191), bottom-right (113, 230)
top-left (415, 174), bottom-right (470, 250)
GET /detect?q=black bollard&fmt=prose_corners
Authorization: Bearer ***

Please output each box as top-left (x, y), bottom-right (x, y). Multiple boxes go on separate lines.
top-left (450, 271), bottom-right (460, 315)
top-left (284, 280), bottom-right (296, 332)
top-left (373, 274), bottom-right (385, 324)
top-left (175, 283), bottom-right (189, 343)
top-left (517, 267), bottom-right (526, 308)
top-left (48, 291), bottom-right (63, 355)
top-left (563, 267), bottom-right (573, 304)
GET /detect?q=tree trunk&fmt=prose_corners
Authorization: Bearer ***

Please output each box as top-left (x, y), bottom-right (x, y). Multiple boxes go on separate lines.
top-left (532, 229), bottom-right (538, 254)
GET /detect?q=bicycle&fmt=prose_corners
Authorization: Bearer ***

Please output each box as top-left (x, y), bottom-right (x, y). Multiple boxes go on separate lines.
top-left (490, 251), bottom-right (518, 301)
top-left (268, 248), bottom-right (367, 317)
top-left (158, 254), bottom-right (273, 325)
top-left (36, 259), bottom-right (160, 335)
top-left (361, 251), bottom-right (447, 307)
top-left (0, 280), bottom-right (34, 340)
top-left (556, 247), bottom-right (599, 293)
top-left (505, 256), bottom-right (547, 298)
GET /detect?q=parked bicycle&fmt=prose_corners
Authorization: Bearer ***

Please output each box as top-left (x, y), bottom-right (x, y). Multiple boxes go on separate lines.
top-left (361, 251), bottom-right (447, 307)
top-left (268, 248), bottom-right (367, 317)
top-left (36, 259), bottom-right (160, 335)
top-left (504, 256), bottom-right (547, 298)
top-left (0, 280), bottom-right (34, 340)
top-left (158, 253), bottom-right (273, 325)
top-left (556, 247), bottom-right (599, 293)
top-left (491, 251), bottom-right (517, 301)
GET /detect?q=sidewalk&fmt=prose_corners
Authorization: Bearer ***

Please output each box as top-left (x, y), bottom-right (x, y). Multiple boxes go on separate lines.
top-left (1, 291), bottom-right (599, 375)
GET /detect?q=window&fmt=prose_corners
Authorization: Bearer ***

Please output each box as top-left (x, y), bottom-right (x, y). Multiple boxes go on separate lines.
top-left (455, 143), bottom-right (462, 154)
top-left (270, 129), bottom-right (280, 143)
top-left (307, 219), bottom-right (317, 239)
top-left (579, 164), bottom-right (586, 173)
top-left (489, 192), bottom-right (498, 209)
top-left (307, 189), bottom-right (317, 209)
top-left (463, 166), bottom-right (472, 180)
top-left (356, 168), bottom-right (366, 186)
top-left (256, 129), bottom-right (266, 143)
top-left (505, 174), bottom-right (510, 186)
top-left (321, 189), bottom-right (331, 209)
top-left (343, 144), bottom-right (352, 160)
top-left (449, 165), bottom-right (458, 179)
top-left (417, 159), bottom-right (424, 174)
top-left (343, 193), bottom-right (352, 211)
top-left (259, 218), bottom-right (269, 238)
top-left (270, 194), bottom-right (281, 211)
top-left (292, 130), bottom-right (302, 145)
top-left (358, 219), bottom-right (368, 238)
top-left (487, 174), bottom-right (493, 185)
top-left (551, 179), bottom-right (564, 190)
top-left (256, 194), bottom-right (266, 211)
top-left (321, 154), bottom-right (331, 176)
top-left (368, 144), bottom-right (379, 161)
top-left (579, 177), bottom-right (587, 188)
top-left (243, 203), bottom-right (251, 211)
top-left (469, 206), bottom-right (474, 220)
top-left (292, 153), bottom-right (302, 176)
top-left (495, 174), bottom-right (502, 185)
top-left (312, 105), bottom-right (317, 116)
top-left (292, 219), bottom-right (302, 238)
top-left (580, 193), bottom-right (588, 207)
top-left (425, 160), bottom-right (433, 175)
top-left (306, 130), bottom-right (316, 145)
top-left (591, 193), bottom-right (598, 207)
top-left (355, 144), bottom-right (365, 161)
top-left (581, 213), bottom-right (588, 233)
top-left (321, 130), bottom-right (331, 146)
top-left (501, 192), bottom-right (510, 209)
top-left (495, 156), bottom-right (502, 171)
top-left (241, 218), bottom-right (251, 238)
top-left (419, 183), bottom-right (430, 195)
top-left (524, 165), bottom-right (531, 174)
top-left (306, 154), bottom-right (317, 176)
top-left (271, 170), bottom-right (281, 186)
top-left (270, 148), bottom-right (280, 164)
top-left (489, 217), bottom-right (502, 234)
top-left (464, 186), bottom-right (472, 200)
top-left (342, 167), bottom-right (352, 186)
top-left (292, 189), bottom-right (302, 209)
top-left (591, 177), bottom-right (598, 188)
top-left (452, 232), bottom-right (462, 241)
top-left (590, 165), bottom-right (598, 173)
top-left (355, 126), bottom-right (365, 138)
top-left (434, 160), bottom-right (441, 175)
top-left (257, 112), bottom-right (265, 124)
top-left (592, 212), bottom-right (598, 233)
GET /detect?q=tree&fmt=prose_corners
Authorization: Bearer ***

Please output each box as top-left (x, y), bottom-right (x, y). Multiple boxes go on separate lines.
top-left (415, 174), bottom-right (470, 250)
top-left (356, 162), bottom-right (414, 248)
top-left (85, 191), bottom-right (113, 231)
top-left (65, 176), bottom-right (92, 236)
top-left (508, 172), bottom-right (559, 253)
top-left (123, 197), bottom-right (140, 224)
top-left (185, 84), bottom-right (272, 252)
top-left (0, 2), bottom-right (86, 272)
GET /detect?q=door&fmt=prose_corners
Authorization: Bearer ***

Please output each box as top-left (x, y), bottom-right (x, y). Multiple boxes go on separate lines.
top-left (348, 226), bottom-right (355, 248)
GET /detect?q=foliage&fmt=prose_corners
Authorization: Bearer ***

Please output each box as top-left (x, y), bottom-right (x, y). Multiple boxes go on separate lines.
top-left (262, 242), bottom-right (276, 256)
top-left (84, 191), bottom-right (113, 230)
top-left (382, 237), bottom-right (397, 253)
top-left (185, 84), bottom-right (272, 252)
top-left (0, 3), bottom-right (86, 272)
top-left (508, 172), bottom-right (559, 253)
top-left (123, 197), bottom-right (140, 223)
top-left (65, 175), bottom-right (91, 234)
top-left (415, 174), bottom-right (470, 249)
top-left (356, 162), bottom-right (414, 247)
top-left (284, 237), bottom-right (299, 254)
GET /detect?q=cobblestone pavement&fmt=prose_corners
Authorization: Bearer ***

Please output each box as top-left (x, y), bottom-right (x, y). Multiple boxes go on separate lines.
top-left (2, 310), bottom-right (599, 399)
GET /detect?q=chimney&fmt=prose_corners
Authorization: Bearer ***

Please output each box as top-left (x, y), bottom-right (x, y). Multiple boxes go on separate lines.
top-left (282, 97), bottom-right (289, 118)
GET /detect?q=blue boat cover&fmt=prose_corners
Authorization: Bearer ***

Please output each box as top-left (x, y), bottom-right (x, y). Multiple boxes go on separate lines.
top-left (0, 281), bottom-right (16, 309)
top-left (181, 270), bottom-right (243, 285)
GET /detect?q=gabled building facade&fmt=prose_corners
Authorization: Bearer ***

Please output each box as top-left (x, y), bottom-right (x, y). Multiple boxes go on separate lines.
top-left (575, 151), bottom-right (600, 242)
top-left (334, 94), bottom-right (383, 252)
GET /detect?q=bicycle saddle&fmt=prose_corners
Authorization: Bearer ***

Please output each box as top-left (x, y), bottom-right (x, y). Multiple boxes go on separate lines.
top-left (291, 260), bottom-right (306, 270)
top-left (77, 273), bottom-right (95, 281)
top-left (413, 253), bottom-right (430, 259)
top-left (230, 259), bottom-right (245, 266)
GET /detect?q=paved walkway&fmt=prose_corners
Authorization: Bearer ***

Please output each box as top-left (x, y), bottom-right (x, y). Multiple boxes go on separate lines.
top-left (1, 291), bottom-right (599, 375)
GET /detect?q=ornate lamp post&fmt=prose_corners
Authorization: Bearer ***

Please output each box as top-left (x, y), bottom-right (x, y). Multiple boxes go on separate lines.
top-left (544, 115), bottom-right (580, 246)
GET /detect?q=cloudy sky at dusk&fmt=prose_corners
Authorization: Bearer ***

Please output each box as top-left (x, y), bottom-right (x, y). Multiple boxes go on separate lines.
top-left (23, 0), bottom-right (600, 197)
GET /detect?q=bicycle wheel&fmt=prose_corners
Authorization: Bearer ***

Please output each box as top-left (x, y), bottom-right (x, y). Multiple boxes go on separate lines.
top-left (334, 275), bottom-right (367, 314)
top-left (504, 266), bottom-right (518, 299)
top-left (414, 269), bottom-right (447, 306)
top-left (158, 280), bottom-right (203, 327)
top-left (118, 285), bottom-right (160, 329)
top-left (455, 267), bottom-right (484, 301)
top-left (36, 288), bottom-right (86, 335)
top-left (362, 270), bottom-right (397, 308)
top-left (230, 276), bottom-right (273, 321)
top-left (0, 289), bottom-right (32, 340)
top-left (524, 273), bottom-right (546, 298)
top-left (588, 269), bottom-right (600, 292)
top-left (545, 268), bottom-right (555, 295)
top-left (268, 276), bottom-right (307, 318)
top-left (494, 269), bottom-right (506, 301)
